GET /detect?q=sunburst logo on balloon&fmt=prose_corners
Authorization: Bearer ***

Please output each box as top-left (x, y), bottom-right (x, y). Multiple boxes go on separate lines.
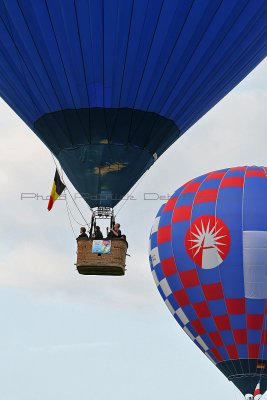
top-left (185, 215), bottom-right (230, 269)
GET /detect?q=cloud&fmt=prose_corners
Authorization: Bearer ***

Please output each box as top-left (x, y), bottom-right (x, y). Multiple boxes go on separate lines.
top-left (29, 341), bottom-right (114, 353)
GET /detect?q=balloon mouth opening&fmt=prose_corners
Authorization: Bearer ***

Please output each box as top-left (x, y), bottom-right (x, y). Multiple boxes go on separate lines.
top-left (217, 360), bottom-right (267, 395)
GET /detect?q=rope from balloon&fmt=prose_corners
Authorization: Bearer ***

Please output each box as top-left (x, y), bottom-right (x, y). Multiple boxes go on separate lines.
top-left (65, 196), bottom-right (76, 239)
top-left (114, 169), bottom-right (148, 218)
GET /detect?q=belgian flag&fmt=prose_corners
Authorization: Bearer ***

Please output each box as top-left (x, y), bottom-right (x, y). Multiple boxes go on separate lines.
top-left (47, 169), bottom-right (66, 211)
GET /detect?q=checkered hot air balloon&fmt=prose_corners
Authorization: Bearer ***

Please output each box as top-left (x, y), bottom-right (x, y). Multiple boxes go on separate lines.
top-left (149, 166), bottom-right (267, 396)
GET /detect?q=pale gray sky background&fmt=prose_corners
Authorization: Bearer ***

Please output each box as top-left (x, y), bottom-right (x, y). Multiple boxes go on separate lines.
top-left (0, 59), bottom-right (266, 400)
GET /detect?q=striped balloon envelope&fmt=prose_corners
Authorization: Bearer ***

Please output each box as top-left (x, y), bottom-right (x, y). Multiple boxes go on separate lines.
top-left (149, 166), bottom-right (267, 397)
top-left (0, 1), bottom-right (266, 208)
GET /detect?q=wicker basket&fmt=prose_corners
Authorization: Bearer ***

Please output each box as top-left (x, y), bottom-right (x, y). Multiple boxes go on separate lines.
top-left (76, 238), bottom-right (128, 276)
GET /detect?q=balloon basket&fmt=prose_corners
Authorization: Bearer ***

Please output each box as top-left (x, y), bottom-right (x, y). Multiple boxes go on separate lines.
top-left (76, 238), bottom-right (128, 276)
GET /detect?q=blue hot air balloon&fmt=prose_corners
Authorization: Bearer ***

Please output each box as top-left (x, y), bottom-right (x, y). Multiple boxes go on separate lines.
top-left (0, 1), bottom-right (266, 208)
top-left (149, 166), bottom-right (267, 397)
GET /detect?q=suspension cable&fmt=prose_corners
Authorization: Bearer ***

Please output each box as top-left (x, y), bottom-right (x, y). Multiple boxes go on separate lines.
top-left (114, 170), bottom-right (148, 217)
top-left (65, 196), bottom-right (76, 239)
top-left (65, 191), bottom-right (90, 227)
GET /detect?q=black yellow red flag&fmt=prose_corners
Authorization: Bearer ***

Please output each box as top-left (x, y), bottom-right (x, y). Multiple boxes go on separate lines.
top-left (47, 169), bottom-right (66, 211)
top-left (257, 361), bottom-right (266, 369)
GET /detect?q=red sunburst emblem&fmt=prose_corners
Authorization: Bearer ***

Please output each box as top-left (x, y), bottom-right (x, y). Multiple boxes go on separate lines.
top-left (185, 215), bottom-right (230, 269)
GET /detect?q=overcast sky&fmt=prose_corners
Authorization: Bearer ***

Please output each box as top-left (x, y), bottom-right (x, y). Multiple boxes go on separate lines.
top-left (0, 59), bottom-right (266, 400)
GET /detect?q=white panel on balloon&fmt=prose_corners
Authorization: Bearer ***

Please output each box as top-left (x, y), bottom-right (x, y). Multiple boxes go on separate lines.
top-left (243, 230), bottom-right (267, 299)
